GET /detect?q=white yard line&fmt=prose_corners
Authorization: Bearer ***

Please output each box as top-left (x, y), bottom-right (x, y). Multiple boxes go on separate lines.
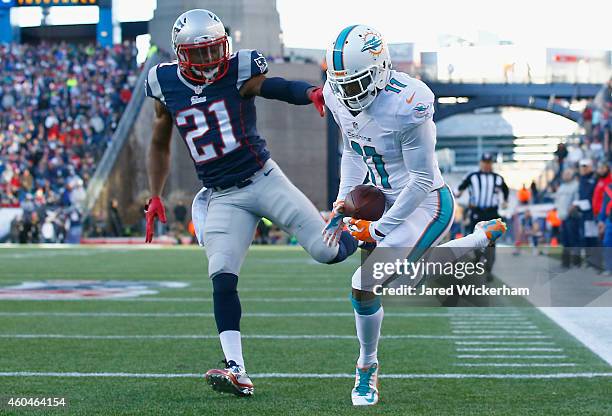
top-left (0, 297), bottom-right (351, 303)
top-left (456, 355), bottom-right (567, 359)
top-left (0, 333), bottom-right (551, 340)
top-left (449, 320), bottom-right (529, 324)
top-left (455, 363), bottom-right (576, 367)
top-left (450, 326), bottom-right (539, 330)
top-left (456, 347), bottom-right (563, 352)
top-left (0, 311), bottom-right (531, 318)
top-left (454, 341), bottom-right (556, 346)
top-left (0, 371), bottom-right (609, 379)
top-left (452, 330), bottom-right (543, 335)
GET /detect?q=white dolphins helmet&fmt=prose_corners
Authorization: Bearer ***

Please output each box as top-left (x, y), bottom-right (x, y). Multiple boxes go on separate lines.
top-left (172, 9), bottom-right (230, 83)
top-left (326, 25), bottom-right (392, 111)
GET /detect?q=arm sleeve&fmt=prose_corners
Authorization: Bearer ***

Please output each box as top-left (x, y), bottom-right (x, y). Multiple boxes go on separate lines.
top-left (259, 77), bottom-right (314, 105)
top-left (500, 176), bottom-right (510, 201)
top-left (337, 133), bottom-right (368, 201)
top-left (375, 119), bottom-right (438, 236)
top-left (144, 64), bottom-right (166, 105)
top-left (457, 173), bottom-right (471, 192)
top-left (236, 49), bottom-right (269, 90)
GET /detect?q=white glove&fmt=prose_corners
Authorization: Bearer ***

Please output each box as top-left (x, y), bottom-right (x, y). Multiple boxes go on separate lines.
top-left (322, 200), bottom-right (345, 247)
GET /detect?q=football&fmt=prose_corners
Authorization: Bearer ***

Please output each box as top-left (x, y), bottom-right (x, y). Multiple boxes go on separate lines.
top-left (343, 185), bottom-right (386, 221)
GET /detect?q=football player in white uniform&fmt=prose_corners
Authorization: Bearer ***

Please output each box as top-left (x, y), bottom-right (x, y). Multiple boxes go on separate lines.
top-left (321, 25), bottom-right (507, 406)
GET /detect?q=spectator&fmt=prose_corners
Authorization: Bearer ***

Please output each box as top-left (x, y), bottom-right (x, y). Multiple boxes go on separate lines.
top-left (174, 201), bottom-right (188, 227)
top-left (592, 162), bottom-right (611, 218)
top-left (108, 198), bottom-right (123, 237)
top-left (577, 159), bottom-right (600, 269)
top-left (555, 169), bottom-right (580, 268)
top-left (517, 184), bottom-right (531, 205)
top-left (597, 181), bottom-right (612, 276)
top-left (546, 208), bottom-right (561, 245)
top-left (582, 105), bottom-right (593, 136)
top-left (530, 180), bottom-right (539, 203)
top-left (554, 142), bottom-right (568, 178)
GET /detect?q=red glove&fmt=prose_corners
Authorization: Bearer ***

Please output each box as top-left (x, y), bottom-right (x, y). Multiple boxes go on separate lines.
top-left (308, 87), bottom-right (325, 117)
top-left (145, 196), bottom-right (167, 243)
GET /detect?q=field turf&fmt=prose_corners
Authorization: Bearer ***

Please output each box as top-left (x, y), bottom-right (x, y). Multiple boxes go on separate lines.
top-left (0, 246), bottom-right (610, 415)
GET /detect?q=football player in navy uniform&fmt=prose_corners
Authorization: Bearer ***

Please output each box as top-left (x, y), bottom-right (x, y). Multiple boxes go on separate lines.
top-left (143, 9), bottom-right (357, 396)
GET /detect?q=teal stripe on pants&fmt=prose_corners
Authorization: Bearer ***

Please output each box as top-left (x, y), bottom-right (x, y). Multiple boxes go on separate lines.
top-left (407, 186), bottom-right (454, 263)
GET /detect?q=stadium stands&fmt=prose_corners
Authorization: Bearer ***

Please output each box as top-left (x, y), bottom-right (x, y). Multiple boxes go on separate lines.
top-left (0, 41), bottom-right (138, 242)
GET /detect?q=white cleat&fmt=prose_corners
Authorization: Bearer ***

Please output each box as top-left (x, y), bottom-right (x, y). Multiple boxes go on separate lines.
top-left (205, 360), bottom-right (254, 397)
top-left (351, 363), bottom-right (379, 406)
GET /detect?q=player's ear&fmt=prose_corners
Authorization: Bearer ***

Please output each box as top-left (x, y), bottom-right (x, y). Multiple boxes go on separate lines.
top-left (239, 74), bottom-right (267, 98)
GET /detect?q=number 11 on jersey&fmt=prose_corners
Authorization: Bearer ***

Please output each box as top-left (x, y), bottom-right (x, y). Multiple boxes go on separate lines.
top-left (350, 141), bottom-right (391, 189)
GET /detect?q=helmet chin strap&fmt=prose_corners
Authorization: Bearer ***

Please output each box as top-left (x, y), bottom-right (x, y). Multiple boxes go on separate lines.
top-left (189, 66), bottom-right (219, 83)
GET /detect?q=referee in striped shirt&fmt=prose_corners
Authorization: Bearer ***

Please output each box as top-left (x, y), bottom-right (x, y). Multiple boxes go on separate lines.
top-left (455, 153), bottom-right (509, 232)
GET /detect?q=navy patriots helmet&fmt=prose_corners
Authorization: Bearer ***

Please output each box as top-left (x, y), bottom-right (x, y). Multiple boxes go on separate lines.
top-left (172, 9), bottom-right (230, 84)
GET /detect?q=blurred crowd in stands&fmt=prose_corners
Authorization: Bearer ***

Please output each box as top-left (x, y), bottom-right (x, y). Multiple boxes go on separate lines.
top-left (0, 41), bottom-right (138, 242)
top-left (517, 78), bottom-right (612, 275)
top-left (546, 78), bottom-right (612, 273)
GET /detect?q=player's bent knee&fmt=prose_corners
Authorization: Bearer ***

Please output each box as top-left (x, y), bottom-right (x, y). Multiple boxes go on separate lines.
top-left (352, 288), bottom-right (378, 301)
top-left (208, 252), bottom-right (240, 277)
top-left (350, 291), bottom-right (381, 315)
top-left (305, 238), bottom-right (338, 264)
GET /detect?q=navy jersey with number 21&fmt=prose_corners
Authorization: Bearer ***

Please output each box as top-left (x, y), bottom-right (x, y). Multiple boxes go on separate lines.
top-left (145, 49), bottom-right (271, 188)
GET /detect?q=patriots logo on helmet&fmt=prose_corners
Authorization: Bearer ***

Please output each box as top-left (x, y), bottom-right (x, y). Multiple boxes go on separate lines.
top-left (361, 32), bottom-right (384, 55)
top-left (172, 16), bottom-right (187, 44)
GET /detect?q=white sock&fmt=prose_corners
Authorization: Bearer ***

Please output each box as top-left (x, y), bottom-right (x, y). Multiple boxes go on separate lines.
top-left (219, 330), bottom-right (245, 369)
top-left (442, 229), bottom-right (489, 249)
top-left (354, 307), bottom-right (384, 367)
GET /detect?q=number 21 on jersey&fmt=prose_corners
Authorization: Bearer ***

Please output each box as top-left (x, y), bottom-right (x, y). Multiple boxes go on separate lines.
top-left (176, 100), bottom-right (239, 164)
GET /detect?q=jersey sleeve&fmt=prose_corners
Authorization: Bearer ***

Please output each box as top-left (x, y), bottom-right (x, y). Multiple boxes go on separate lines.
top-left (395, 79), bottom-right (435, 130)
top-left (236, 49), bottom-right (269, 90)
top-left (144, 64), bottom-right (166, 105)
top-left (375, 119), bottom-right (438, 236)
top-left (323, 81), bottom-right (339, 122)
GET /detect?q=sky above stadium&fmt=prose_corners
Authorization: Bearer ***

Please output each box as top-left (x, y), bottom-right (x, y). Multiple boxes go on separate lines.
top-left (11, 0), bottom-right (612, 51)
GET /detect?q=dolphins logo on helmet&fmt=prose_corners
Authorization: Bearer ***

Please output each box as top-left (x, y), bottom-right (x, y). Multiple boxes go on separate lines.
top-left (326, 25), bottom-right (392, 111)
top-left (361, 32), bottom-right (384, 56)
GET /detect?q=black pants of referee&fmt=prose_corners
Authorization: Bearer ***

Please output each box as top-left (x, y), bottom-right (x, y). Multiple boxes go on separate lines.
top-left (468, 207), bottom-right (500, 233)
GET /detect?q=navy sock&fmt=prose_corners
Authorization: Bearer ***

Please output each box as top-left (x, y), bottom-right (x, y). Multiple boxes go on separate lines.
top-left (328, 231), bottom-right (359, 264)
top-left (212, 273), bottom-right (241, 333)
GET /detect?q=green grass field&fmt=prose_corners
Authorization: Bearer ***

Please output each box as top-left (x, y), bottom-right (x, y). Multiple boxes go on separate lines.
top-left (0, 246), bottom-right (611, 415)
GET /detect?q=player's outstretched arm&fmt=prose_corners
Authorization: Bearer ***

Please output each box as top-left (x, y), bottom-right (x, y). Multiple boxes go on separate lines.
top-left (145, 100), bottom-right (173, 242)
top-left (240, 74), bottom-right (325, 116)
